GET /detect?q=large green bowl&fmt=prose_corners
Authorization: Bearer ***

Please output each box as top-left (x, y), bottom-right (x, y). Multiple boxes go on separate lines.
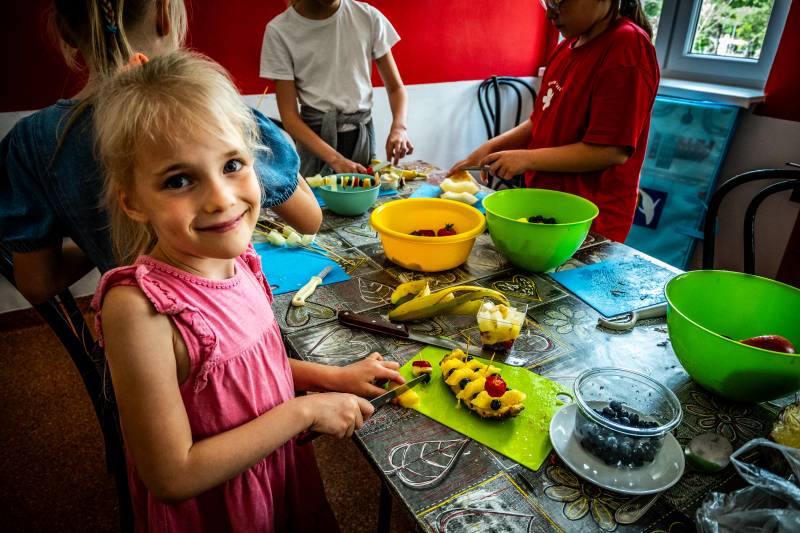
top-left (666, 270), bottom-right (800, 403)
top-left (318, 173), bottom-right (380, 216)
top-left (483, 189), bottom-right (599, 272)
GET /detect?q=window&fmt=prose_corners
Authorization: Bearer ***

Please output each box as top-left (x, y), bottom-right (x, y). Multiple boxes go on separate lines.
top-left (650, 0), bottom-right (791, 89)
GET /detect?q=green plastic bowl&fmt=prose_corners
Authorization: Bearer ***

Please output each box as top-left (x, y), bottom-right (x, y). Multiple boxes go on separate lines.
top-left (318, 173), bottom-right (380, 216)
top-left (482, 189), bottom-right (599, 272)
top-left (666, 270), bottom-right (800, 403)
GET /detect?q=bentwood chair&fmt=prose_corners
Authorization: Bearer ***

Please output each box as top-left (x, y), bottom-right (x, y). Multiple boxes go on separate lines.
top-left (702, 169), bottom-right (800, 274)
top-left (478, 76), bottom-right (537, 191)
top-left (0, 242), bottom-right (134, 533)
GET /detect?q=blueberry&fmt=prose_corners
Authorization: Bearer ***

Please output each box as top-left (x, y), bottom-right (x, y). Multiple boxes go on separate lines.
top-left (472, 393), bottom-right (479, 400)
top-left (447, 368), bottom-right (456, 377)
top-left (650, 421), bottom-right (659, 429)
top-left (594, 409), bottom-right (604, 417)
top-left (606, 436), bottom-right (618, 448)
top-left (610, 400), bottom-right (622, 412)
top-left (619, 417), bottom-right (631, 426)
top-left (620, 410), bottom-right (629, 419)
top-left (506, 388), bottom-right (513, 392)
top-left (459, 378), bottom-right (471, 389)
top-left (491, 399), bottom-right (502, 410)
top-left (587, 425), bottom-right (599, 438)
top-left (632, 446), bottom-right (646, 460)
top-left (620, 442), bottom-right (632, 459)
top-left (602, 407), bottom-right (615, 418)
top-left (490, 373), bottom-right (500, 377)
top-left (629, 413), bottom-right (640, 425)
top-left (466, 356), bottom-right (473, 361)
top-left (644, 449), bottom-right (656, 462)
top-left (632, 457), bottom-right (644, 467)
top-left (547, 218), bottom-right (556, 224)
top-left (422, 373), bottom-right (431, 384)
top-left (595, 435), bottom-right (606, 448)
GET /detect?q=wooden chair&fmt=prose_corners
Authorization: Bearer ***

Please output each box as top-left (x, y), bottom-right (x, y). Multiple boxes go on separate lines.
top-left (702, 169), bottom-right (800, 273)
top-left (0, 242), bottom-right (134, 532)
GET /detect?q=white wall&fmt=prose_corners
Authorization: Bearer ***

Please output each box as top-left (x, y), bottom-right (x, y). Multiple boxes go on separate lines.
top-left (2, 78), bottom-right (797, 314)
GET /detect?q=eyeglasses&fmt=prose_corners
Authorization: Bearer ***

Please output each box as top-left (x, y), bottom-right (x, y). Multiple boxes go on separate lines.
top-left (539, 0), bottom-right (565, 14)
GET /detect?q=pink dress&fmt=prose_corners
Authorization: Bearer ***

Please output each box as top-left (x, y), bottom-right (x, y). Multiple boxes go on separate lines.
top-left (92, 244), bottom-right (339, 533)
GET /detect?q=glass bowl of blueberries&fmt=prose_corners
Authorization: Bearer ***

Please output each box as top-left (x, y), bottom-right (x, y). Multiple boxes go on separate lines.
top-left (573, 368), bottom-right (682, 468)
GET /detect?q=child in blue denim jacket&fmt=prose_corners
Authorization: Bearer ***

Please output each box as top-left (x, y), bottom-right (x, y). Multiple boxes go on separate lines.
top-left (0, 0), bottom-right (321, 305)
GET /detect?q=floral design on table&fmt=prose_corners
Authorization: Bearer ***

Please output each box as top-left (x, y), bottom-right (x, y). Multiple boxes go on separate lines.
top-left (306, 326), bottom-right (372, 359)
top-left (357, 277), bottom-right (394, 304)
top-left (684, 391), bottom-right (764, 442)
top-left (542, 306), bottom-right (592, 339)
top-left (342, 222), bottom-right (377, 238)
top-left (492, 275), bottom-right (542, 301)
top-left (285, 301), bottom-right (336, 327)
top-left (385, 437), bottom-right (470, 489)
top-left (543, 465), bottom-right (627, 532)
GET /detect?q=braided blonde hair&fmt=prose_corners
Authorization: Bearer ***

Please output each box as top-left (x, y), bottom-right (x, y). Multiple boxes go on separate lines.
top-left (94, 50), bottom-right (266, 266)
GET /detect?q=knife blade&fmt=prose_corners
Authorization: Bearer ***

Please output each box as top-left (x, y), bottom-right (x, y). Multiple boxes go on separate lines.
top-left (291, 265), bottom-right (334, 307)
top-left (296, 374), bottom-right (427, 446)
top-left (366, 160), bottom-right (391, 175)
top-left (337, 310), bottom-right (526, 366)
top-left (458, 166), bottom-right (492, 174)
top-left (370, 374), bottom-right (427, 409)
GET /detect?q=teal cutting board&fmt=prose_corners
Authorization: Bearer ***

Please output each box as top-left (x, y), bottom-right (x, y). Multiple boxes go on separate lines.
top-left (397, 346), bottom-right (571, 471)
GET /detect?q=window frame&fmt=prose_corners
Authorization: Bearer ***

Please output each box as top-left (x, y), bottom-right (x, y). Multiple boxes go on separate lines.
top-left (653, 0), bottom-right (791, 89)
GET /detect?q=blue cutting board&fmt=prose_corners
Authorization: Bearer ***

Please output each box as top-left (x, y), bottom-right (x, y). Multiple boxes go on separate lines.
top-left (548, 256), bottom-right (676, 317)
top-left (408, 184), bottom-right (490, 214)
top-left (312, 186), bottom-right (396, 207)
top-left (254, 242), bottom-right (349, 295)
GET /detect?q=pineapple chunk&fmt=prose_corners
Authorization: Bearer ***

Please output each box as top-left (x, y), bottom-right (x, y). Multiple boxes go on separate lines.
top-left (440, 358), bottom-right (466, 377)
top-left (445, 368), bottom-right (474, 387)
top-left (457, 377), bottom-right (486, 402)
top-left (466, 359), bottom-right (485, 371)
top-left (501, 389), bottom-right (527, 406)
top-left (471, 391), bottom-right (494, 410)
top-left (387, 381), bottom-right (420, 408)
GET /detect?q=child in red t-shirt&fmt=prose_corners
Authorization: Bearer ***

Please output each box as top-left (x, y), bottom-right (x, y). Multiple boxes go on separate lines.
top-left (450, 0), bottom-right (659, 243)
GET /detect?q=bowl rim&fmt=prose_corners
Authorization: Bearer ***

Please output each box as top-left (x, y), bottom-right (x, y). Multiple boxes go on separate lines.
top-left (317, 173), bottom-right (380, 193)
top-left (370, 198), bottom-right (487, 243)
top-left (573, 367), bottom-right (683, 436)
top-left (483, 188), bottom-right (599, 226)
top-left (665, 270), bottom-right (800, 359)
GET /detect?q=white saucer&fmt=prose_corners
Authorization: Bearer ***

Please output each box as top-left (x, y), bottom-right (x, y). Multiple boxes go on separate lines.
top-left (549, 403), bottom-right (685, 495)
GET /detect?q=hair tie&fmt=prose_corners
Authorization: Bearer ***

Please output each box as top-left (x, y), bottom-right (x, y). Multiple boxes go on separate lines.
top-left (120, 53), bottom-right (149, 73)
top-left (106, 24), bottom-right (118, 34)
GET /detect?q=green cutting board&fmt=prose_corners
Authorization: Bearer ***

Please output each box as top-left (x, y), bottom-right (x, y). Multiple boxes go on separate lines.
top-left (397, 346), bottom-right (571, 471)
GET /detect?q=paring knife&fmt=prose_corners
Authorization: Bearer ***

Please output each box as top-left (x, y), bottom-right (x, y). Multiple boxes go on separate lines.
top-left (366, 160), bottom-right (391, 175)
top-left (295, 374), bottom-right (428, 446)
top-left (458, 166), bottom-right (492, 174)
top-left (292, 266), bottom-right (334, 307)
top-left (338, 310), bottom-right (527, 366)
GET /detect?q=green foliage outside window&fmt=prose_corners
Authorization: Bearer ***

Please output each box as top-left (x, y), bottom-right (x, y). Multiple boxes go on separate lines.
top-left (690, 0), bottom-right (775, 58)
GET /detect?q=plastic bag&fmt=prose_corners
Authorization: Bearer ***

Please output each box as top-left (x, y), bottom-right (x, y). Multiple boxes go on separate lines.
top-left (696, 438), bottom-right (800, 533)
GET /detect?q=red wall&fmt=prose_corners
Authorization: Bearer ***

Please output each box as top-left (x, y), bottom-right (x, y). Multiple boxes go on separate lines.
top-left (755, 0), bottom-right (800, 123)
top-left (0, 1), bottom-right (558, 114)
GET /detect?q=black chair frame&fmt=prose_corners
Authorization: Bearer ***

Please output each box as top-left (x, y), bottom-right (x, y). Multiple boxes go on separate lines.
top-left (0, 243), bottom-right (133, 532)
top-left (702, 169), bottom-right (800, 274)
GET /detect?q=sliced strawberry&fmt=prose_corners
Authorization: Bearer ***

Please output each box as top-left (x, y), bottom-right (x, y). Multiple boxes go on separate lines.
top-left (502, 339), bottom-right (516, 349)
top-left (485, 376), bottom-right (507, 397)
top-left (415, 229), bottom-right (436, 237)
top-left (412, 360), bottom-right (432, 368)
top-left (437, 223), bottom-right (457, 237)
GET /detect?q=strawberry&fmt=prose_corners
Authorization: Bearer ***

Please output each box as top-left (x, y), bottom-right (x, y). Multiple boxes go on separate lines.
top-left (485, 376), bottom-right (507, 398)
top-left (412, 229), bottom-right (436, 237)
top-left (437, 223), bottom-right (457, 237)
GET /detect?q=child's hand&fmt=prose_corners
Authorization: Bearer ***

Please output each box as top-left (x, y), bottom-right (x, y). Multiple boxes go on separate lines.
top-left (386, 127), bottom-right (414, 166)
top-left (449, 149), bottom-right (491, 182)
top-left (481, 150), bottom-right (534, 181)
top-left (331, 157), bottom-right (367, 175)
top-left (304, 393), bottom-right (374, 439)
top-left (335, 352), bottom-right (405, 398)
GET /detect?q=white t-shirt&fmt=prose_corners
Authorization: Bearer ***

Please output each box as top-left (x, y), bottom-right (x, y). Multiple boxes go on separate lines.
top-left (260, 0), bottom-right (400, 114)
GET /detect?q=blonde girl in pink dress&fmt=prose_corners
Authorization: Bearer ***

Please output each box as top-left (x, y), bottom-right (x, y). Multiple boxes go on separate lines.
top-left (91, 50), bottom-right (403, 533)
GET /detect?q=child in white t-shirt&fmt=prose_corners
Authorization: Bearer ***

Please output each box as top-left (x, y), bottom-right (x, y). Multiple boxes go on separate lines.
top-left (260, 0), bottom-right (413, 177)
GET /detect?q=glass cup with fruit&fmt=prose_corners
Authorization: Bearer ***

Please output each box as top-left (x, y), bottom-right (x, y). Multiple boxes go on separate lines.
top-left (476, 299), bottom-right (527, 351)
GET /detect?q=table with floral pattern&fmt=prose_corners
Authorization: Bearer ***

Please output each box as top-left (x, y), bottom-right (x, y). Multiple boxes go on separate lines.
top-left (260, 162), bottom-right (788, 533)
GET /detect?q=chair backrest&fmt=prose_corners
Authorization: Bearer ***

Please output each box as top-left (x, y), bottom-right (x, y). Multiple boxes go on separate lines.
top-left (478, 76), bottom-right (537, 191)
top-left (0, 242), bottom-right (134, 532)
top-left (702, 169), bottom-right (800, 274)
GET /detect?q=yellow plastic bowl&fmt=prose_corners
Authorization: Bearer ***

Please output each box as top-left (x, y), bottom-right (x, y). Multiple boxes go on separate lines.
top-left (370, 198), bottom-right (486, 271)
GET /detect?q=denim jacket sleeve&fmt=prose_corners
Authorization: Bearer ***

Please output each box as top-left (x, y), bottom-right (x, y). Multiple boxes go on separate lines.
top-left (0, 114), bottom-right (64, 252)
top-left (252, 107), bottom-right (300, 208)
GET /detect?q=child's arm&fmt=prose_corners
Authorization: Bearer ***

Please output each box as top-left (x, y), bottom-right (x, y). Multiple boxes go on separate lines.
top-left (374, 51), bottom-right (413, 166)
top-left (274, 80), bottom-right (368, 175)
top-left (481, 143), bottom-right (632, 181)
top-left (102, 285), bottom-right (373, 504)
top-left (288, 353), bottom-right (405, 397)
top-left (12, 242), bottom-right (96, 304)
top-left (448, 120), bottom-right (534, 181)
top-left (270, 173), bottom-right (323, 235)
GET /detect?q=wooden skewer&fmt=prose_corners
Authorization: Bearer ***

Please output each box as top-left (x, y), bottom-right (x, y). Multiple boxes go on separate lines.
top-left (256, 84), bottom-right (269, 110)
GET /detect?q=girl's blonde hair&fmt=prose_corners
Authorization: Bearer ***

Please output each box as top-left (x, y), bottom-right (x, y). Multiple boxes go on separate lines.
top-left (94, 50), bottom-right (266, 266)
top-left (609, 0), bottom-right (654, 40)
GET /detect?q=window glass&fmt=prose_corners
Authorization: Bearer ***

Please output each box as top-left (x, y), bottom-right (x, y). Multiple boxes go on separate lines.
top-left (689, 0), bottom-right (777, 59)
top-left (644, 0), bottom-right (666, 43)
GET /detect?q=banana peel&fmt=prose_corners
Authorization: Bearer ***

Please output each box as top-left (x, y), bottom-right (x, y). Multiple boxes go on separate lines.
top-left (387, 281), bottom-right (508, 322)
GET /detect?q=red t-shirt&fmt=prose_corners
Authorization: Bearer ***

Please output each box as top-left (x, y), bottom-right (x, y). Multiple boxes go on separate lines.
top-left (525, 17), bottom-right (659, 243)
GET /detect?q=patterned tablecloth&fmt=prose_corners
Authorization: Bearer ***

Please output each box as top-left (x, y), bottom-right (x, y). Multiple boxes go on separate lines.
top-left (260, 162), bottom-right (791, 533)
